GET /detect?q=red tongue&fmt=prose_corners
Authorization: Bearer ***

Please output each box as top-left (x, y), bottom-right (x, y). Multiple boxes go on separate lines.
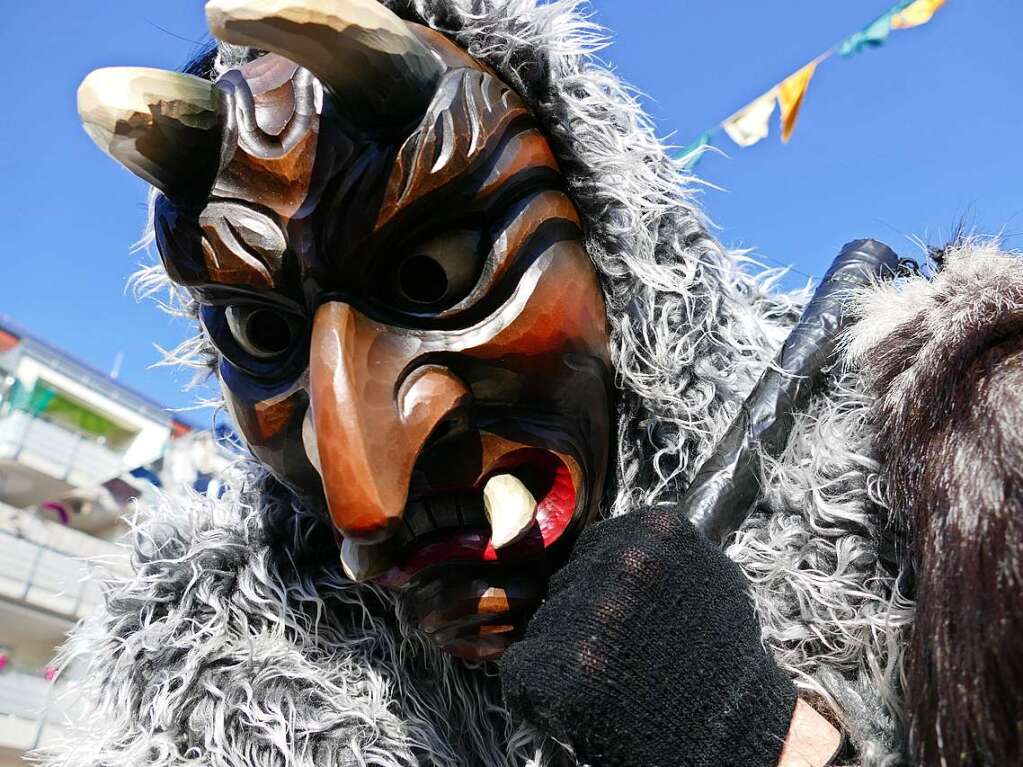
top-left (377, 462), bottom-right (576, 588)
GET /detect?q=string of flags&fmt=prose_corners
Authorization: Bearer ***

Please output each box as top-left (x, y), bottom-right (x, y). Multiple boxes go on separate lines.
top-left (679, 0), bottom-right (947, 168)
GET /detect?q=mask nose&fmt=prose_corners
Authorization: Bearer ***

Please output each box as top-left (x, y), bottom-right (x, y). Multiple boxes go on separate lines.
top-left (307, 301), bottom-right (470, 543)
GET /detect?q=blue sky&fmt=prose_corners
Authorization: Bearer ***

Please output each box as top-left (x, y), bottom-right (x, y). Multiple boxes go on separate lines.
top-left (1, 1), bottom-right (1020, 422)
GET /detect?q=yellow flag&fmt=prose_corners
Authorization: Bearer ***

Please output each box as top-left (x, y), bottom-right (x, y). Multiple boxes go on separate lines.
top-left (891, 0), bottom-right (947, 29)
top-left (778, 60), bottom-right (819, 143)
top-left (722, 89), bottom-right (777, 148)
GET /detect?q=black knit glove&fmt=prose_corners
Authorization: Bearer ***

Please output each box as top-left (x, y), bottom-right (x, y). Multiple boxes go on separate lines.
top-left (499, 507), bottom-right (797, 767)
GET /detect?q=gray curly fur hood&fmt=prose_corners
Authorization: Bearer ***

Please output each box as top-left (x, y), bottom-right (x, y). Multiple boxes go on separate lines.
top-left (42, 0), bottom-right (1023, 765)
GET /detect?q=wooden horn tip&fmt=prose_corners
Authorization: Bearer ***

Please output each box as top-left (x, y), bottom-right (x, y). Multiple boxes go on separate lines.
top-left (78, 67), bottom-right (215, 117)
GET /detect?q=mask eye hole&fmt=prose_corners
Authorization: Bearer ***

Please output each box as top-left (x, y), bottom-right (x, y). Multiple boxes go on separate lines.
top-left (389, 229), bottom-right (482, 313)
top-left (226, 305), bottom-right (295, 359)
top-left (399, 254), bottom-right (449, 304)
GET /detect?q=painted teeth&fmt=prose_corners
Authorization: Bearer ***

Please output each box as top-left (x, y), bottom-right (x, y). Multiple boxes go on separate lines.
top-left (340, 538), bottom-right (391, 582)
top-left (483, 473), bottom-right (538, 550)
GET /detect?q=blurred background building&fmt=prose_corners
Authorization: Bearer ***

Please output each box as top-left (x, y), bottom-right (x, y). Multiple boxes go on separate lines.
top-left (0, 317), bottom-right (235, 765)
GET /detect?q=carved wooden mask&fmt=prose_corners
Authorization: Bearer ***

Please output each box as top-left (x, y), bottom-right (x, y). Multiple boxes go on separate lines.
top-left (78, 0), bottom-right (612, 660)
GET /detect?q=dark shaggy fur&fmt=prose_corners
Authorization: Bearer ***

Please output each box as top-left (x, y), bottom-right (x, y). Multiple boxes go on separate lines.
top-left (847, 239), bottom-right (1023, 765)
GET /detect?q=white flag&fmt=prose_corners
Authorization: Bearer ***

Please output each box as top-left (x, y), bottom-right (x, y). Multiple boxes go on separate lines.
top-left (722, 89), bottom-right (777, 148)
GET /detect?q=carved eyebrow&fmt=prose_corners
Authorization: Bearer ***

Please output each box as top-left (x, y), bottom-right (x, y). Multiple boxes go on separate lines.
top-left (190, 275), bottom-right (306, 311)
top-left (199, 202), bottom-right (287, 289)
top-left (432, 188), bottom-right (581, 319)
top-left (373, 67), bottom-right (560, 233)
top-left (469, 126), bottom-right (560, 207)
top-left (155, 196), bottom-right (288, 292)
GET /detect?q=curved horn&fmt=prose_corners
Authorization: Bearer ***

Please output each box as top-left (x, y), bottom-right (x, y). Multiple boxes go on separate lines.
top-left (77, 67), bottom-right (222, 198)
top-left (205, 0), bottom-right (443, 130)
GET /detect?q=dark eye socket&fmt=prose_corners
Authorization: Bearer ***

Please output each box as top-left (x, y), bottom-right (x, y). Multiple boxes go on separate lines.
top-left (225, 305), bottom-right (297, 359)
top-left (387, 229), bottom-right (483, 314)
top-left (398, 255), bottom-right (449, 304)
top-left (200, 302), bottom-right (307, 381)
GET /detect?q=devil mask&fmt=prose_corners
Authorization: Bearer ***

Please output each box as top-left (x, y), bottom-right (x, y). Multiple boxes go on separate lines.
top-left (78, 0), bottom-right (612, 660)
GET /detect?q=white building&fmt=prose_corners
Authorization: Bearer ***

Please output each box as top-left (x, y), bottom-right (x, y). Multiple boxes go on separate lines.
top-left (0, 317), bottom-right (234, 765)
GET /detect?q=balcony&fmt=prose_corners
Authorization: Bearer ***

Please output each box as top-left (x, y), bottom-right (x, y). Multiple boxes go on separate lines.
top-left (0, 530), bottom-right (103, 620)
top-left (0, 507), bottom-right (123, 757)
top-left (0, 410), bottom-right (125, 489)
top-left (0, 670), bottom-right (66, 753)
top-left (0, 504), bottom-right (125, 622)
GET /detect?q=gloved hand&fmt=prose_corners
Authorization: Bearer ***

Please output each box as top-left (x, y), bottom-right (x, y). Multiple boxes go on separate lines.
top-left (499, 507), bottom-right (797, 767)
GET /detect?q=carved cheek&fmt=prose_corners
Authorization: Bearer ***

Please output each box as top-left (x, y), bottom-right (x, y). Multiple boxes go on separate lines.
top-left (220, 374), bottom-right (319, 488)
top-left (449, 239), bottom-right (612, 527)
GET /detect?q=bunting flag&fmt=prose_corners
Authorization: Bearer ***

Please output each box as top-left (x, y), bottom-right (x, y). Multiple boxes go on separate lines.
top-left (675, 0), bottom-right (948, 166)
top-left (722, 91), bottom-right (777, 147)
top-left (777, 60), bottom-right (819, 143)
top-left (891, 0), bottom-right (948, 29)
top-left (678, 131), bottom-right (714, 169)
top-left (838, 0), bottom-right (913, 57)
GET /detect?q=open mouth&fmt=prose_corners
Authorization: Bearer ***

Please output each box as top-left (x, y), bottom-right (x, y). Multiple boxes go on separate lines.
top-left (339, 447), bottom-right (578, 588)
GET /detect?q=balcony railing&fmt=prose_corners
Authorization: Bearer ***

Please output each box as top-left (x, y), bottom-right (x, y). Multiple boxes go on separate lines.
top-left (0, 670), bottom-right (67, 752)
top-left (0, 409), bottom-right (126, 487)
top-left (0, 504), bottom-right (126, 621)
top-left (0, 507), bottom-right (121, 753)
top-left (0, 530), bottom-right (104, 618)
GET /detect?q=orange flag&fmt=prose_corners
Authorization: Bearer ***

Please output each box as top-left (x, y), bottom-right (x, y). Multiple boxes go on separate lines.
top-left (777, 60), bottom-right (820, 143)
top-left (891, 0), bottom-right (947, 29)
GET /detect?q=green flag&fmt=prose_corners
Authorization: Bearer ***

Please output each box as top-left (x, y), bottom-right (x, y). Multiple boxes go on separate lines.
top-left (839, 0), bottom-right (913, 56)
top-left (677, 132), bottom-right (713, 170)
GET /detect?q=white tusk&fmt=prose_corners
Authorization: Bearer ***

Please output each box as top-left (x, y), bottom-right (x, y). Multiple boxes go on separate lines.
top-left (483, 473), bottom-right (537, 550)
top-left (339, 538), bottom-right (392, 582)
